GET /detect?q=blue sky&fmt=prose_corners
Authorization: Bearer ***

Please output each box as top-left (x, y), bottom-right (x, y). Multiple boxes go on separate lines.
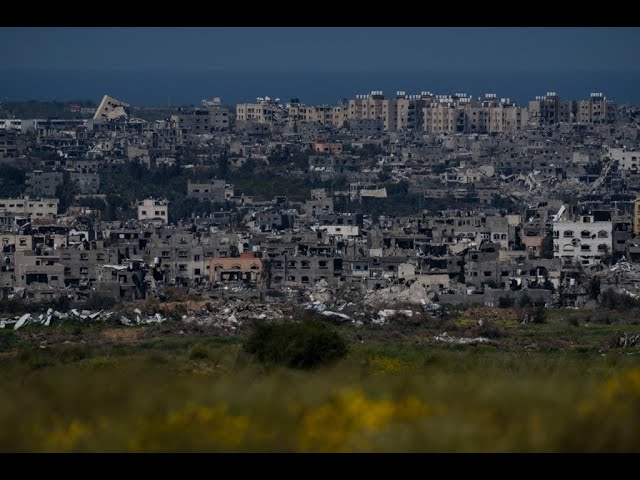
top-left (1, 27), bottom-right (639, 72)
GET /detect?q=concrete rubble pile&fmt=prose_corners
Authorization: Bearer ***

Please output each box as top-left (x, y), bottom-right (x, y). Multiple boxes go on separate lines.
top-left (433, 332), bottom-right (499, 346)
top-left (180, 300), bottom-right (285, 330)
top-left (610, 331), bottom-right (640, 348)
top-left (302, 279), bottom-right (441, 326)
top-left (1, 299), bottom-right (286, 332)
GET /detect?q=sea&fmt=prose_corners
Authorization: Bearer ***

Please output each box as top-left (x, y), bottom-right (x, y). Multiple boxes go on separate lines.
top-left (1, 69), bottom-right (639, 106)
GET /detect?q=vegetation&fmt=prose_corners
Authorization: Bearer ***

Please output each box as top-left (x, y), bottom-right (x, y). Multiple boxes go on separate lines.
top-left (243, 320), bottom-right (348, 369)
top-left (1, 306), bottom-right (640, 452)
top-left (0, 166), bottom-right (26, 198)
top-left (599, 289), bottom-right (640, 310)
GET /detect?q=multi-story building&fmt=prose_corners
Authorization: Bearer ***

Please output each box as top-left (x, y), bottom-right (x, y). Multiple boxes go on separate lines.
top-left (528, 92), bottom-right (570, 126)
top-left (236, 97), bottom-right (285, 129)
top-left (137, 199), bottom-right (169, 225)
top-left (553, 213), bottom-right (612, 266)
top-left (25, 171), bottom-right (64, 197)
top-left (70, 172), bottom-right (100, 194)
top-left (0, 197), bottom-right (59, 219)
top-left (187, 179), bottom-right (229, 203)
top-left (575, 93), bottom-right (616, 125)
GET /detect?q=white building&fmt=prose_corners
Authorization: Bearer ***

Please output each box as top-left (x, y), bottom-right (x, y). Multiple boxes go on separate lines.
top-left (608, 147), bottom-right (640, 172)
top-left (137, 199), bottom-right (169, 225)
top-left (553, 214), bottom-right (612, 266)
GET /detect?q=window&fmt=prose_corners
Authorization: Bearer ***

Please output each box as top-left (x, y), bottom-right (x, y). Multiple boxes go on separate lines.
top-left (563, 231), bottom-right (574, 238)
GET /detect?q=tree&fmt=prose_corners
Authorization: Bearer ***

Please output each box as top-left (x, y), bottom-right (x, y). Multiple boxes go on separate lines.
top-left (541, 233), bottom-right (554, 259)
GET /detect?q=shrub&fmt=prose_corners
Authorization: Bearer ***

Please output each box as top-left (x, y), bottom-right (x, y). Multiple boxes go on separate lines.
top-left (599, 289), bottom-right (640, 310)
top-left (188, 343), bottom-right (210, 360)
top-left (243, 320), bottom-right (347, 369)
top-left (566, 316), bottom-right (580, 327)
top-left (531, 306), bottom-right (547, 324)
top-left (57, 344), bottom-right (89, 363)
top-left (518, 294), bottom-right (533, 308)
top-left (498, 297), bottom-right (514, 308)
top-left (17, 349), bottom-right (55, 370)
top-left (84, 294), bottom-right (117, 311)
top-left (476, 321), bottom-right (504, 338)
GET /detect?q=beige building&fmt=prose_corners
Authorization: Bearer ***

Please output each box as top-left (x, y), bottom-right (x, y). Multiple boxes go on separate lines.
top-left (209, 254), bottom-right (263, 285)
top-left (528, 92), bottom-right (570, 126)
top-left (287, 102), bottom-right (348, 129)
top-left (236, 98), bottom-right (284, 127)
top-left (93, 95), bottom-right (129, 122)
top-left (634, 198), bottom-right (640, 236)
top-left (424, 102), bottom-right (457, 134)
top-left (487, 96), bottom-right (528, 134)
top-left (137, 199), bottom-right (169, 225)
top-left (349, 91), bottom-right (386, 126)
top-left (576, 93), bottom-right (615, 125)
top-left (0, 234), bottom-right (33, 251)
top-left (0, 197), bottom-right (59, 219)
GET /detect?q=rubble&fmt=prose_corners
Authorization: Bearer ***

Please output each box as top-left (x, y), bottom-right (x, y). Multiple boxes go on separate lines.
top-left (610, 331), bottom-right (640, 348)
top-left (433, 332), bottom-right (499, 346)
top-left (365, 281), bottom-right (433, 306)
top-left (320, 311), bottom-right (351, 322)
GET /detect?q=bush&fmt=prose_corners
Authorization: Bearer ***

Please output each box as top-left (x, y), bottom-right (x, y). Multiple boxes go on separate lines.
top-left (57, 344), bottom-right (89, 363)
top-left (243, 320), bottom-right (347, 369)
top-left (188, 343), bottom-right (210, 360)
top-left (84, 294), bottom-right (117, 311)
top-left (498, 297), bottom-right (514, 308)
top-left (530, 306), bottom-right (547, 324)
top-left (476, 321), bottom-right (504, 338)
top-left (518, 294), bottom-right (533, 308)
top-left (599, 289), bottom-right (640, 310)
top-left (566, 316), bottom-right (580, 327)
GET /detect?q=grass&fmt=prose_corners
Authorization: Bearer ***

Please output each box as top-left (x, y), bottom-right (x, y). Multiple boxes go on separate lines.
top-left (1, 311), bottom-right (640, 452)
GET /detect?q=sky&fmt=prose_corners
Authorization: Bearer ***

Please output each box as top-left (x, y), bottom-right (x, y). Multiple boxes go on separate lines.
top-left (0, 27), bottom-right (639, 105)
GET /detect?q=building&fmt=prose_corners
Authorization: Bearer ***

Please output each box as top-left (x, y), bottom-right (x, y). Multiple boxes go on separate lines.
top-left (608, 147), bottom-right (639, 172)
top-left (93, 95), bottom-right (130, 122)
top-left (553, 213), bottom-right (613, 266)
top-left (187, 179), bottom-right (228, 203)
top-left (25, 171), bottom-right (64, 197)
top-left (0, 197), bottom-right (59, 219)
top-left (202, 97), bottom-right (230, 131)
top-left (575, 93), bottom-right (616, 125)
top-left (209, 254), bottom-right (263, 286)
top-left (236, 97), bottom-right (285, 129)
top-left (70, 172), bottom-right (100, 194)
top-left (137, 199), bottom-right (169, 225)
top-left (488, 97), bottom-right (528, 134)
top-left (528, 92), bottom-right (570, 126)
top-left (634, 198), bottom-right (640, 236)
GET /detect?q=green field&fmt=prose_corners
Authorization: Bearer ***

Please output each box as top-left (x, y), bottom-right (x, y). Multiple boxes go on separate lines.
top-left (1, 308), bottom-right (640, 452)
